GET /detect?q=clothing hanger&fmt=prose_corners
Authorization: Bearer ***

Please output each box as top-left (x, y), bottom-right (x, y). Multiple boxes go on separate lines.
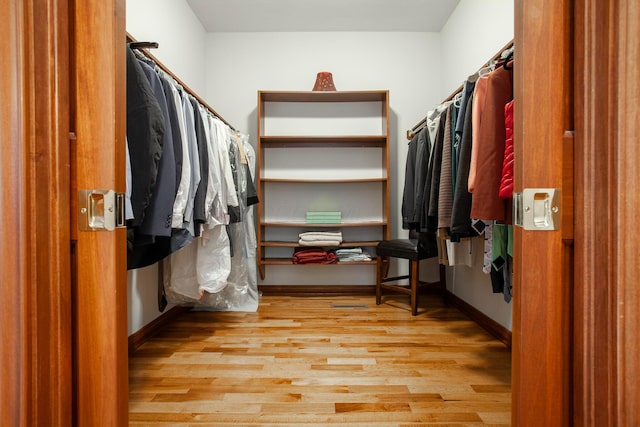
top-left (453, 91), bottom-right (463, 107)
top-left (502, 50), bottom-right (514, 70)
top-left (477, 63), bottom-right (495, 77)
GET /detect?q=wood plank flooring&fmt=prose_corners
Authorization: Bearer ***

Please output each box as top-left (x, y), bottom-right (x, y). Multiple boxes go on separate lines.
top-left (129, 295), bottom-right (511, 426)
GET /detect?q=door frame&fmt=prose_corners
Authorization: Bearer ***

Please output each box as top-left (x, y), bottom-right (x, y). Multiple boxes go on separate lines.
top-left (2, 0), bottom-right (638, 425)
top-left (0, 0), bottom-right (73, 424)
top-left (573, 0), bottom-right (639, 425)
top-left (513, 0), bottom-right (639, 425)
top-left (512, 0), bottom-right (574, 424)
top-left (1, 0), bottom-right (127, 425)
top-left (71, 0), bottom-right (128, 425)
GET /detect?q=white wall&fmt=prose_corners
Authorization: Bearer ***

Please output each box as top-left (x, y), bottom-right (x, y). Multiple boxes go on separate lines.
top-left (126, 0), bottom-right (207, 95)
top-left (440, 0), bottom-right (515, 98)
top-left (204, 31), bottom-right (443, 285)
top-left (439, 0), bottom-right (515, 330)
top-left (126, 0), bottom-right (207, 335)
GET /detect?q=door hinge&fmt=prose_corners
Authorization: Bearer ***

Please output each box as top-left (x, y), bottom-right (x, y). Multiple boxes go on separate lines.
top-left (78, 189), bottom-right (126, 231)
top-left (513, 188), bottom-right (560, 231)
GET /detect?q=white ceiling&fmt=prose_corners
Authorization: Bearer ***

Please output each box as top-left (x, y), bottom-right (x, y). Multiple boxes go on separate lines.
top-left (186, 0), bottom-right (461, 32)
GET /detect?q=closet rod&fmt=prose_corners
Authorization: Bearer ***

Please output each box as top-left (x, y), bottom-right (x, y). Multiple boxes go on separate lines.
top-left (129, 41), bottom-right (158, 50)
top-left (126, 32), bottom-right (238, 132)
top-left (406, 39), bottom-right (514, 140)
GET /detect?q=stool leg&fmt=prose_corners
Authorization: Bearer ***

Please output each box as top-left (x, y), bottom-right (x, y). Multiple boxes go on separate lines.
top-left (376, 256), bottom-right (384, 305)
top-left (410, 259), bottom-right (419, 315)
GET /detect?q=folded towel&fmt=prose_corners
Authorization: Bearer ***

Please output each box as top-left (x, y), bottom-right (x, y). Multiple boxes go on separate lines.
top-left (306, 211), bottom-right (341, 219)
top-left (299, 236), bottom-right (343, 243)
top-left (337, 253), bottom-right (373, 262)
top-left (299, 231), bottom-right (343, 240)
top-left (298, 239), bottom-right (342, 246)
top-left (336, 250), bottom-right (372, 262)
top-left (306, 218), bottom-right (341, 222)
top-left (335, 247), bottom-right (362, 255)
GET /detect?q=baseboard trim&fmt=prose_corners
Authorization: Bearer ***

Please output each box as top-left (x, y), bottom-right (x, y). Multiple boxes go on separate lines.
top-left (128, 305), bottom-right (189, 354)
top-left (259, 285), bottom-right (376, 296)
top-left (444, 290), bottom-right (512, 348)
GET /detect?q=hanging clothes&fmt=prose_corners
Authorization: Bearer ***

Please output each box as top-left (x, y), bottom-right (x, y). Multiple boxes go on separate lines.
top-left (499, 100), bottom-right (515, 199)
top-left (401, 132), bottom-right (421, 230)
top-left (126, 42), bottom-right (258, 312)
top-left (469, 64), bottom-right (513, 222)
top-left (136, 59), bottom-right (176, 238)
top-left (125, 45), bottom-right (164, 228)
top-left (450, 90), bottom-right (477, 239)
top-left (404, 43), bottom-right (515, 300)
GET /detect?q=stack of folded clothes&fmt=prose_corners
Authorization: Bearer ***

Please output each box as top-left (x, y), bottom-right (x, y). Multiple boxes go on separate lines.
top-left (298, 231), bottom-right (343, 246)
top-left (305, 211), bottom-right (342, 224)
top-left (292, 247), bottom-right (338, 264)
top-left (335, 247), bottom-right (373, 262)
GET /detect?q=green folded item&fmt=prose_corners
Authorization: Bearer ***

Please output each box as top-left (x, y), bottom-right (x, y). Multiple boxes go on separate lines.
top-left (306, 211), bottom-right (342, 218)
top-left (306, 216), bottom-right (341, 221)
top-left (305, 218), bottom-right (342, 224)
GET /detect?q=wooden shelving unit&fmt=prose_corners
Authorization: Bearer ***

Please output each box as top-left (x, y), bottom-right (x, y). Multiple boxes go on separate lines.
top-left (256, 90), bottom-right (390, 282)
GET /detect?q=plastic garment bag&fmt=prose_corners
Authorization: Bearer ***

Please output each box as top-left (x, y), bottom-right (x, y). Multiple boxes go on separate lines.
top-left (164, 130), bottom-right (258, 312)
top-left (194, 133), bottom-right (258, 311)
top-left (196, 224), bottom-right (231, 294)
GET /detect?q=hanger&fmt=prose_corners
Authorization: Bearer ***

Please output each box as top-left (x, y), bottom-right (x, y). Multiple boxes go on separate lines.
top-left (453, 91), bottom-right (463, 107)
top-left (502, 50), bottom-right (514, 70)
top-left (500, 46), bottom-right (514, 70)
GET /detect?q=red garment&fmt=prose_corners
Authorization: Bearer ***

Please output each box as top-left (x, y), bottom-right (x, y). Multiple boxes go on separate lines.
top-left (499, 100), bottom-right (514, 199)
top-left (470, 65), bottom-right (513, 221)
top-left (292, 248), bottom-right (338, 265)
top-left (467, 74), bottom-right (489, 193)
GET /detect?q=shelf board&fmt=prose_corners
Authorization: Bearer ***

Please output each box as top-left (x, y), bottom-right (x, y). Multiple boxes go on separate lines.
top-left (260, 258), bottom-right (377, 266)
top-left (261, 221), bottom-right (387, 228)
top-left (262, 241), bottom-right (380, 248)
top-left (261, 177), bottom-right (387, 183)
top-left (259, 135), bottom-right (387, 147)
top-left (259, 90), bottom-right (388, 103)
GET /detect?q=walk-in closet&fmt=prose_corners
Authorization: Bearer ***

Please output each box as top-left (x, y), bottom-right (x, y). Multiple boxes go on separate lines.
top-left (2, 0), bottom-right (638, 426)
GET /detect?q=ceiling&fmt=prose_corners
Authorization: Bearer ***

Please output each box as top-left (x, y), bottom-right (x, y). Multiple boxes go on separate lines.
top-left (186, 0), bottom-right (461, 32)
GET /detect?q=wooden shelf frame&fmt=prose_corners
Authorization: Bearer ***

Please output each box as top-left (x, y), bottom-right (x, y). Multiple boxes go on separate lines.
top-left (261, 258), bottom-right (377, 266)
top-left (257, 90), bottom-right (391, 282)
top-left (259, 90), bottom-right (388, 103)
top-left (262, 241), bottom-right (381, 248)
top-left (260, 221), bottom-right (388, 228)
top-left (260, 135), bottom-right (387, 147)
top-left (261, 177), bottom-right (387, 183)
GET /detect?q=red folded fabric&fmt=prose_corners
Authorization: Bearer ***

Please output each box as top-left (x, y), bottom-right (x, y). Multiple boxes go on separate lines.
top-left (292, 248), bottom-right (338, 264)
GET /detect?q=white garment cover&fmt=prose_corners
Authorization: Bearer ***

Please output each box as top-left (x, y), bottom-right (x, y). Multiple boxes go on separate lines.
top-left (196, 225), bottom-right (231, 294)
top-left (165, 129), bottom-right (258, 312)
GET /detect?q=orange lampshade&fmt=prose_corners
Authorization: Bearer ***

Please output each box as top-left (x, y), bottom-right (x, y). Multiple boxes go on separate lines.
top-left (312, 72), bottom-right (336, 91)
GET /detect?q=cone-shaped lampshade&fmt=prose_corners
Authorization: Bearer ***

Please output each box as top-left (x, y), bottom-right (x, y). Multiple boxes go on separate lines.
top-left (312, 72), bottom-right (336, 91)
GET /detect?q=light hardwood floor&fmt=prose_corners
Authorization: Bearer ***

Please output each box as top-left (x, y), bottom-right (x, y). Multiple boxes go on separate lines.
top-left (129, 295), bottom-right (511, 426)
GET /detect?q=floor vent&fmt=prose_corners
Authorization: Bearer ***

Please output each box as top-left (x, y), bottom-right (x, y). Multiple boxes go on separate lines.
top-left (330, 304), bottom-right (369, 309)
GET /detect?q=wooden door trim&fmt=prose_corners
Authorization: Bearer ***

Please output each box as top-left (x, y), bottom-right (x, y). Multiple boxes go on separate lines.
top-left (72, 0), bottom-right (128, 424)
top-left (0, 0), bottom-right (72, 425)
top-left (513, 0), bottom-right (573, 424)
top-left (614, 3), bottom-right (640, 422)
top-left (574, 0), bottom-right (640, 425)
